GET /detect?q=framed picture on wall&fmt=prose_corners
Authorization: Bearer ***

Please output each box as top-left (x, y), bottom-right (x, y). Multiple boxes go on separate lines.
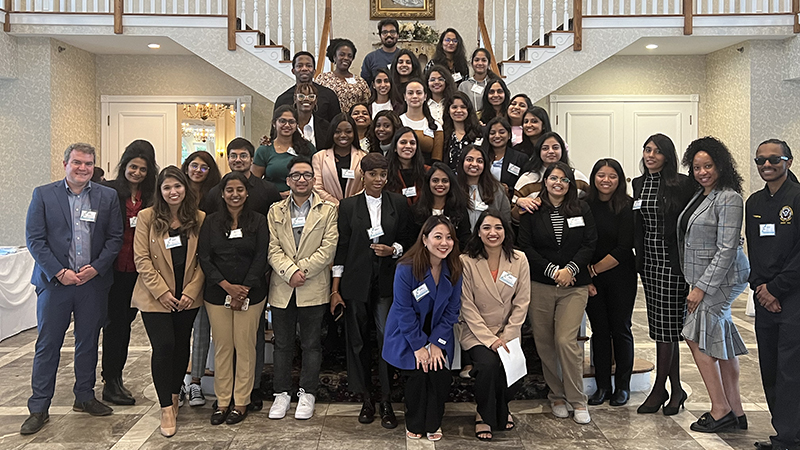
top-left (370, 0), bottom-right (434, 19)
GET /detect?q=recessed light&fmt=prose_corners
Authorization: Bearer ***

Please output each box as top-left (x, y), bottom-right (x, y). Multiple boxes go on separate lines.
top-left (148, 43), bottom-right (161, 49)
top-left (645, 44), bottom-right (658, 50)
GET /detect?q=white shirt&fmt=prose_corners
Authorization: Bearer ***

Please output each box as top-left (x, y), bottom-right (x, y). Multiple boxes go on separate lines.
top-left (371, 101), bottom-right (392, 118)
top-left (490, 157), bottom-right (503, 182)
top-left (400, 114), bottom-right (435, 138)
top-left (302, 116), bottom-right (315, 144)
top-left (427, 98), bottom-right (444, 129)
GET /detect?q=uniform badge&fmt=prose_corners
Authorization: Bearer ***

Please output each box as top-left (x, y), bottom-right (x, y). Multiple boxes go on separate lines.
top-left (780, 205), bottom-right (793, 224)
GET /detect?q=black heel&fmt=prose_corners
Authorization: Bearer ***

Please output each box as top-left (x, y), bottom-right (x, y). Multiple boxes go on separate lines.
top-left (637, 389), bottom-right (669, 414)
top-left (663, 390), bottom-right (687, 416)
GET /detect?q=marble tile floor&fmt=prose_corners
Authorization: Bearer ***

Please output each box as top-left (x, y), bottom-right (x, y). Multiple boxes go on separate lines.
top-left (0, 290), bottom-right (776, 449)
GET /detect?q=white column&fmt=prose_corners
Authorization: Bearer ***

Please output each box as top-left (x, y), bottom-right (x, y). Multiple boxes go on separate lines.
top-left (563, 0), bottom-right (568, 30)
top-left (551, 0), bottom-right (557, 34)
top-left (588, 0), bottom-right (593, 16)
top-left (515, 0), bottom-right (520, 57)
top-left (253, 0), bottom-right (258, 31)
top-left (290, 0), bottom-right (295, 55)
top-left (241, 0), bottom-right (246, 29)
top-left (503, 0), bottom-right (508, 61)
top-left (266, 0), bottom-right (271, 45)
top-left (314, 0), bottom-right (318, 56)
top-left (527, 0), bottom-right (532, 46)
top-left (302, 0), bottom-right (307, 51)
top-left (491, 0), bottom-right (496, 57)
top-left (539, 0), bottom-right (545, 44)
top-left (277, 0), bottom-right (283, 46)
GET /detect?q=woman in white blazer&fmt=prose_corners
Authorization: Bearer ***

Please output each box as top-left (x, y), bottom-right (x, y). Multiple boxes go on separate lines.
top-left (312, 113), bottom-right (367, 206)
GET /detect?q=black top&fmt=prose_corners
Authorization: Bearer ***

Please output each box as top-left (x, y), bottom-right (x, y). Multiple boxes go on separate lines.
top-left (494, 146), bottom-right (528, 199)
top-left (411, 207), bottom-right (473, 252)
top-left (168, 228), bottom-right (187, 299)
top-left (679, 193), bottom-right (706, 238)
top-left (274, 82), bottom-right (342, 123)
top-left (335, 152), bottom-right (352, 195)
top-left (200, 172), bottom-right (282, 218)
top-left (197, 211), bottom-right (270, 305)
top-left (588, 197), bottom-right (635, 275)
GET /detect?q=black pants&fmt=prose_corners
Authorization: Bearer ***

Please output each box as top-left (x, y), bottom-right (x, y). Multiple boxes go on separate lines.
top-left (101, 270), bottom-right (139, 381)
top-left (272, 294), bottom-right (326, 393)
top-left (585, 269), bottom-right (637, 390)
top-left (344, 286), bottom-right (392, 401)
top-left (402, 367), bottom-right (452, 434)
top-left (468, 345), bottom-right (522, 431)
top-left (141, 309), bottom-right (198, 407)
top-left (755, 297), bottom-right (800, 449)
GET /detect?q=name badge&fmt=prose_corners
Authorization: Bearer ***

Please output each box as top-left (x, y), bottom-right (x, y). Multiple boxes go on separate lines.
top-left (346, 77), bottom-right (357, 85)
top-left (164, 236), bottom-right (182, 249)
top-left (292, 217), bottom-right (306, 228)
top-left (760, 223), bottom-right (776, 237)
top-left (632, 199), bottom-right (643, 210)
top-left (342, 169), bottom-right (355, 179)
top-left (499, 271), bottom-right (517, 287)
top-left (474, 138), bottom-right (484, 147)
top-left (80, 210), bottom-right (97, 222)
top-left (413, 283), bottom-right (430, 301)
top-left (567, 216), bottom-right (585, 228)
top-left (471, 84), bottom-right (484, 95)
top-left (229, 228), bottom-right (243, 239)
top-left (387, 63), bottom-right (392, 69)
top-left (474, 201), bottom-right (488, 212)
top-left (129, 216), bottom-right (138, 228)
top-left (402, 186), bottom-right (417, 197)
top-left (423, 128), bottom-right (435, 138)
top-left (508, 163), bottom-right (521, 176)
top-left (287, 147), bottom-right (298, 156)
top-left (367, 225), bottom-right (385, 240)
top-left (437, 337), bottom-right (446, 345)
top-left (451, 72), bottom-right (463, 82)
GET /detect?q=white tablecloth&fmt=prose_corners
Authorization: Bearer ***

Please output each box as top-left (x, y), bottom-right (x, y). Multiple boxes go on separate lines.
top-left (0, 248), bottom-right (38, 341)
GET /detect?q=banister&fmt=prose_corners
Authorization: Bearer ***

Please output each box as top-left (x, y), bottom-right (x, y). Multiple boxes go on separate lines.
top-left (315, 0), bottom-right (331, 75)
top-left (227, 0), bottom-right (235, 50)
top-left (573, 0), bottom-right (582, 50)
top-left (683, 0), bottom-right (692, 34)
top-left (794, 0), bottom-right (799, 33)
top-left (478, 0), bottom-right (502, 75)
top-left (114, 0), bottom-right (123, 34)
top-left (4, 0), bottom-right (11, 32)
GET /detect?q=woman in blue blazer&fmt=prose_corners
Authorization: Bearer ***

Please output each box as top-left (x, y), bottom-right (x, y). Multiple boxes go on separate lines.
top-left (382, 215), bottom-right (463, 442)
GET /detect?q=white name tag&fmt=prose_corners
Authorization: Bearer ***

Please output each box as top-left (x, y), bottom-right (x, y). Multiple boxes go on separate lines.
top-left (437, 337), bottom-right (446, 345)
top-left (346, 77), bottom-right (357, 85)
top-left (632, 199), bottom-right (643, 210)
top-left (402, 186), bottom-right (417, 197)
top-left (508, 163), bottom-right (521, 176)
top-left (287, 147), bottom-right (298, 156)
top-left (452, 72), bottom-right (463, 82)
top-left (471, 84), bottom-right (484, 95)
top-left (413, 283), bottom-right (430, 301)
top-left (760, 223), bottom-right (776, 237)
top-left (367, 225), bottom-right (385, 240)
top-left (292, 217), bottom-right (306, 228)
top-left (387, 63), bottom-right (392, 69)
top-left (80, 210), bottom-right (97, 222)
top-left (229, 228), bottom-right (243, 239)
top-left (567, 216), bottom-right (585, 228)
top-left (474, 138), bottom-right (484, 147)
top-left (423, 128), bottom-right (434, 138)
top-left (474, 201), bottom-right (488, 212)
top-left (342, 169), bottom-right (355, 179)
top-left (164, 236), bottom-right (182, 249)
top-left (499, 271), bottom-right (517, 287)
top-left (129, 216), bottom-right (138, 228)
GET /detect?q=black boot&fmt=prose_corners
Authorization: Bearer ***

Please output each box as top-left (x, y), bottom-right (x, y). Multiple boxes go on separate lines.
top-left (102, 378), bottom-right (135, 405)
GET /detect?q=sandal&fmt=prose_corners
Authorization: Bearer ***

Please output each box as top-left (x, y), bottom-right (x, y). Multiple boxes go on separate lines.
top-left (475, 420), bottom-right (492, 441)
top-left (506, 414), bottom-right (515, 431)
top-left (427, 430), bottom-right (443, 441)
top-left (406, 429), bottom-right (422, 439)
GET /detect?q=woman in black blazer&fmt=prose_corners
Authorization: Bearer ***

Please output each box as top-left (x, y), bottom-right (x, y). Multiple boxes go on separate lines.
top-left (631, 133), bottom-right (695, 415)
top-left (518, 161), bottom-right (597, 425)
top-left (330, 152), bottom-right (414, 428)
top-left (481, 116), bottom-right (527, 200)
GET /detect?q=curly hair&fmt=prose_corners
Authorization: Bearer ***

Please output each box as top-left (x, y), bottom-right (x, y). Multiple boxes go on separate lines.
top-left (325, 38), bottom-right (357, 63)
top-left (682, 136), bottom-right (743, 194)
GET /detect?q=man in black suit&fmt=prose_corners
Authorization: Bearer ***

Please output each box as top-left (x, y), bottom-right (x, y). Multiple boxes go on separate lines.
top-left (330, 153), bottom-right (413, 429)
top-left (274, 51), bottom-right (341, 123)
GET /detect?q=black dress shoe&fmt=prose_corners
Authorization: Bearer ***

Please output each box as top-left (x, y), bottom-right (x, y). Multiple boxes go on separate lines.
top-left (609, 389), bottom-right (630, 406)
top-left (20, 412), bottom-right (49, 435)
top-left (690, 411), bottom-right (737, 433)
top-left (118, 378), bottom-right (133, 397)
top-left (754, 441), bottom-right (774, 450)
top-left (73, 398), bottom-right (113, 416)
top-left (210, 408), bottom-right (230, 425)
top-left (225, 408), bottom-right (248, 425)
top-left (358, 401), bottom-right (375, 424)
top-left (662, 390), bottom-right (687, 416)
top-left (247, 389), bottom-right (263, 411)
top-left (737, 414), bottom-right (748, 430)
top-left (103, 378), bottom-right (135, 405)
top-left (379, 401), bottom-right (397, 429)
top-left (588, 388), bottom-right (612, 405)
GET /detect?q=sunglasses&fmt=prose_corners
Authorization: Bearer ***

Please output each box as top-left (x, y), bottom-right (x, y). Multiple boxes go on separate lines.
top-left (754, 155), bottom-right (789, 166)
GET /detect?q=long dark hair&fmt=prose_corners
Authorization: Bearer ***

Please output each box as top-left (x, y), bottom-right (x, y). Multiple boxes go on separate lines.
top-left (479, 78), bottom-right (510, 123)
top-left (217, 171), bottom-right (260, 236)
top-left (682, 136), bottom-right (743, 194)
top-left (389, 49), bottom-right (422, 104)
top-left (399, 215), bottom-right (463, 283)
top-left (587, 158), bottom-right (632, 214)
top-left (482, 116), bottom-right (512, 162)
top-left (463, 209), bottom-right (516, 261)
top-left (642, 133), bottom-right (683, 214)
top-left (539, 161), bottom-right (581, 217)
top-left (181, 150), bottom-right (220, 201)
top-left (402, 78), bottom-right (438, 131)
top-left (470, 48), bottom-right (500, 80)
top-left (368, 67), bottom-right (393, 104)
top-left (443, 92), bottom-right (482, 149)
top-left (366, 110), bottom-right (402, 153)
top-left (413, 162), bottom-right (469, 225)
top-left (514, 106), bottom-right (552, 157)
top-left (152, 166), bottom-right (200, 235)
top-left (111, 139), bottom-right (159, 210)
top-left (386, 127), bottom-right (427, 193)
top-left (430, 28), bottom-right (469, 79)
top-left (457, 145), bottom-right (502, 207)
top-left (507, 93), bottom-right (533, 126)
top-left (424, 64), bottom-right (456, 101)
top-left (522, 131), bottom-right (570, 174)
top-left (327, 112), bottom-right (360, 151)
top-left (270, 105), bottom-right (313, 156)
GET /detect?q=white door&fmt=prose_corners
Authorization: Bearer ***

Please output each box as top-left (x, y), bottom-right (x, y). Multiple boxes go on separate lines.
top-left (554, 102), bottom-right (625, 178)
top-left (103, 103), bottom-right (178, 174)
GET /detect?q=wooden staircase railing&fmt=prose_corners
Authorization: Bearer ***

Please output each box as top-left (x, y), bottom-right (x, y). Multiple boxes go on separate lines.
top-left (478, 0), bottom-right (503, 76)
top-left (315, 0), bottom-right (331, 76)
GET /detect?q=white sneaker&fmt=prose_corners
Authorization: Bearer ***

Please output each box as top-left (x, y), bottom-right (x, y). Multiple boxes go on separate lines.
top-left (551, 402), bottom-right (569, 418)
top-left (188, 383), bottom-right (206, 406)
top-left (268, 392), bottom-right (291, 419)
top-left (294, 389), bottom-right (315, 420)
top-left (178, 384), bottom-right (186, 407)
top-left (573, 408), bottom-right (591, 424)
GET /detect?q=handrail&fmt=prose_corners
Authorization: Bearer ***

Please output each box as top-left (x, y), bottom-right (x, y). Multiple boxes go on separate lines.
top-left (794, 0), bottom-right (799, 33)
top-left (227, 0), bottom-right (235, 50)
top-left (114, 0), bottom-right (123, 33)
top-left (573, 0), bottom-right (582, 50)
top-left (4, 0), bottom-right (11, 32)
top-left (683, 0), bottom-right (692, 34)
top-left (478, 0), bottom-right (502, 75)
top-left (315, 0), bottom-right (331, 75)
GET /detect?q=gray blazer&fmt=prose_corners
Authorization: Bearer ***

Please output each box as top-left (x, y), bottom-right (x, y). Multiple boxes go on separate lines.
top-left (677, 188), bottom-right (750, 296)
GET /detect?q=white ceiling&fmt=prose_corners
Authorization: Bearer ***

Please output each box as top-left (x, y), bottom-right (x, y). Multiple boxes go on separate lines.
top-left (52, 35), bottom-right (193, 55)
top-left (616, 35), bottom-right (786, 55)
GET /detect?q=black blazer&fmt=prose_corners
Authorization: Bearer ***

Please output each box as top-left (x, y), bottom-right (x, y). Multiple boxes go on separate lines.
top-left (410, 207), bottom-right (472, 252)
top-left (269, 114), bottom-right (332, 152)
top-left (496, 146), bottom-right (527, 198)
top-left (274, 82), bottom-right (342, 123)
top-left (631, 173), bottom-right (694, 275)
top-left (335, 191), bottom-right (414, 301)
top-left (518, 201), bottom-right (597, 286)
top-left (200, 172), bottom-right (282, 217)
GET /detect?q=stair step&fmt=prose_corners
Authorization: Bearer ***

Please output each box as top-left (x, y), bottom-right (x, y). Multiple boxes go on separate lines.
top-left (583, 356), bottom-right (654, 378)
top-left (526, 44), bottom-right (556, 49)
top-left (501, 60), bottom-right (531, 64)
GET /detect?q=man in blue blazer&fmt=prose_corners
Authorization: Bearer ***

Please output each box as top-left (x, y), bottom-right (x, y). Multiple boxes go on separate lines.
top-left (21, 143), bottom-right (123, 435)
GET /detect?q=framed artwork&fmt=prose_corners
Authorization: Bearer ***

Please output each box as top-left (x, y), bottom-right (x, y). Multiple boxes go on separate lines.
top-left (370, 0), bottom-right (435, 19)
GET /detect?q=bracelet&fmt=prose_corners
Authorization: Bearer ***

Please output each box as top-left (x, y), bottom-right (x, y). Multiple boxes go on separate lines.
top-left (330, 291), bottom-right (339, 297)
top-left (56, 269), bottom-right (67, 280)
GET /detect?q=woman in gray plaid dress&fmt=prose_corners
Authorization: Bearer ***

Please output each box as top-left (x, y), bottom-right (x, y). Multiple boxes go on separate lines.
top-left (632, 134), bottom-right (694, 415)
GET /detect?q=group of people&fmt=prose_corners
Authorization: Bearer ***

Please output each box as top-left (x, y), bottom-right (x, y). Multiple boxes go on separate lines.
top-left (17, 20), bottom-right (800, 450)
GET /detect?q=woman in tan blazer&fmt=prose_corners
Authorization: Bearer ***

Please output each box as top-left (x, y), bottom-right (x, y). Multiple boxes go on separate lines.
top-left (132, 166), bottom-right (205, 438)
top-left (459, 209), bottom-right (530, 441)
top-left (312, 113), bottom-right (367, 206)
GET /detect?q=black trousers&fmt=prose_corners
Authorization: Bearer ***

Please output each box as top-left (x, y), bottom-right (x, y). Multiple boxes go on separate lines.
top-left (468, 345), bottom-right (522, 431)
top-left (344, 292), bottom-right (393, 400)
top-left (755, 296), bottom-right (800, 449)
top-left (402, 367), bottom-right (452, 434)
top-left (101, 270), bottom-right (139, 381)
top-left (141, 309), bottom-right (198, 407)
top-left (585, 268), bottom-right (637, 390)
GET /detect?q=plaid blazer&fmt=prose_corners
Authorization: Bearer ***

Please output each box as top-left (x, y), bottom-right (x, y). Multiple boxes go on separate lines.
top-left (677, 188), bottom-right (750, 296)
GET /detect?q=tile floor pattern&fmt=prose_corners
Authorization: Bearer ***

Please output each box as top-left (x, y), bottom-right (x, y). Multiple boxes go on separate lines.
top-left (0, 288), bottom-right (776, 449)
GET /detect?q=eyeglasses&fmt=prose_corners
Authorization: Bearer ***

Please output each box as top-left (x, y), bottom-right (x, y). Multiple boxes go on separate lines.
top-left (380, 30), bottom-right (398, 36)
top-left (277, 118), bottom-right (298, 126)
top-left (296, 94), bottom-right (317, 102)
top-left (229, 153), bottom-right (250, 160)
top-left (547, 175), bottom-right (571, 184)
top-left (189, 162), bottom-right (209, 172)
top-left (289, 172), bottom-right (314, 181)
top-left (754, 155), bottom-right (789, 165)
top-left (443, 38), bottom-right (459, 44)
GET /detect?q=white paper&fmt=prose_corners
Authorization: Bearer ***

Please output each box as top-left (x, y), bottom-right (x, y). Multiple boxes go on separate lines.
top-left (497, 337), bottom-right (527, 387)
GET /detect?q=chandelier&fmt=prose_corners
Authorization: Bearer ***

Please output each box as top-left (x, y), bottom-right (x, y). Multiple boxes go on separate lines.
top-left (181, 124), bottom-right (215, 143)
top-left (183, 103), bottom-right (230, 121)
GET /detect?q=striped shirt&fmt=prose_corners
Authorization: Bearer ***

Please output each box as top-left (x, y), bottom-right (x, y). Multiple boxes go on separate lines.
top-left (544, 206), bottom-right (580, 280)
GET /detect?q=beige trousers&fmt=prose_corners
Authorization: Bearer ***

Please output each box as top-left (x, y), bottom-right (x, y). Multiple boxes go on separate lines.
top-left (205, 300), bottom-right (265, 408)
top-left (529, 282), bottom-right (589, 408)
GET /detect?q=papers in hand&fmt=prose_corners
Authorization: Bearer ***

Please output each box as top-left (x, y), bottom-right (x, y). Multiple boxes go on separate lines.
top-left (496, 337), bottom-right (527, 387)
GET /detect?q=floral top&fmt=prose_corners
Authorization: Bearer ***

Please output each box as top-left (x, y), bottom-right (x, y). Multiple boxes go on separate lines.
top-left (314, 72), bottom-right (370, 114)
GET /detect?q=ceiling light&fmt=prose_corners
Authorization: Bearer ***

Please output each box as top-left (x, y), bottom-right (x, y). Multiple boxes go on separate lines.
top-left (645, 44), bottom-right (658, 50)
top-left (148, 43), bottom-right (161, 49)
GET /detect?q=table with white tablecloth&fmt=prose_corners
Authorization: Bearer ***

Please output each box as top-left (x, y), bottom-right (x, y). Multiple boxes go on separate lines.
top-left (0, 248), bottom-right (38, 341)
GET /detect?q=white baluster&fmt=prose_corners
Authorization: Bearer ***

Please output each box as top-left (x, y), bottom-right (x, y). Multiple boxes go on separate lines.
top-left (290, 0), bottom-right (295, 55)
top-left (588, 0), bottom-right (593, 16)
top-left (195, 0), bottom-right (200, 15)
top-left (206, 0), bottom-right (210, 14)
top-left (527, 0), bottom-right (532, 46)
top-left (503, 0), bottom-right (508, 61)
top-left (82, 0), bottom-right (86, 12)
top-left (183, 0), bottom-right (188, 13)
top-left (539, 0), bottom-right (544, 44)
top-left (253, 0), bottom-right (258, 32)
top-left (515, 0), bottom-right (519, 58)
top-left (172, 0), bottom-right (176, 14)
top-left (266, 0), bottom-right (271, 44)
top-left (314, 0), bottom-right (318, 56)
top-left (610, 0), bottom-right (615, 16)
top-left (148, 0), bottom-right (152, 12)
top-left (491, 0), bottom-right (496, 56)
top-left (551, 0), bottom-right (557, 34)
top-left (641, 0), bottom-right (646, 14)
top-left (751, 0), bottom-right (757, 12)
top-left (663, 0), bottom-right (667, 14)
top-left (137, 0), bottom-right (142, 13)
top-left (277, 0), bottom-right (283, 47)
top-left (93, 0), bottom-right (97, 13)
top-left (302, 0), bottom-right (307, 50)
top-left (631, 0), bottom-right (635, 15)
top-left (708, 0), bottom-right (713, 12)
top-left (621, 0), bottom-right (625, 16)
top-left (563, 0), bottom-right (568, 30)
top-left (241, 0), bottom-right (246, 30)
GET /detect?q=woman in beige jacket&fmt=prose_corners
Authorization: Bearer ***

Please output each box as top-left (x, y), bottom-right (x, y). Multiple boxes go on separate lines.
top-left (459, 209), bottom-right (530, 441)
top-left (311, 113), bottom-right (367, 206)
top-left (132, 166), bottom-right (205, 438)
